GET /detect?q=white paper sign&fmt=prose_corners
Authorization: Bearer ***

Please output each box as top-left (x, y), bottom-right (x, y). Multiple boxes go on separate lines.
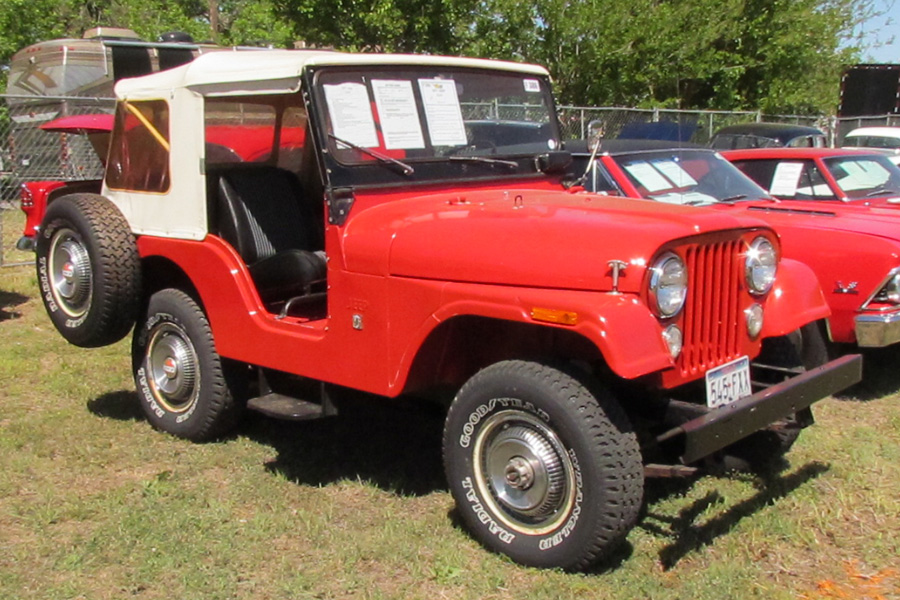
top-left (653, 160), bottom-right (698, 187)
top-left (323, 82), bottom-right (379, 148)
top-left (371, 79), bottom-right (425, 150)
top-left (769, 162), bottom-right (804, 196)
top-left (418, 79), bottom-right (468, 147)
top-left (623, 162), bottom-right (672, 193)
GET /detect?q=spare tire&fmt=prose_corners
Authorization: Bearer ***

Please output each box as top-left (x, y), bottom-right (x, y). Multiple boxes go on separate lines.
top-left (36, 194), bottom-right (141, 348)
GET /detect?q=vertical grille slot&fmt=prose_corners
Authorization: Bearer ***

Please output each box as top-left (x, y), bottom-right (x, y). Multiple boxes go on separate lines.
top-left (678, 239), bottom-right (742, 377)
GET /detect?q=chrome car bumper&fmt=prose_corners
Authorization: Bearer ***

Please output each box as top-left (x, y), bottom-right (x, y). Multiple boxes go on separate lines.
top-left (855, 310), bottom-right (900, 347)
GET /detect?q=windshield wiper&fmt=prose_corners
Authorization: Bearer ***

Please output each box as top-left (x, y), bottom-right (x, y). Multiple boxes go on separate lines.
top-left (867, 186), bottom-right (900, 197)
top-left (720, 194), bottom-right (748, 203)
top-left (448, 155), bottom-right (518, 169)
top-left (328, 134), bottom-right (414, 176)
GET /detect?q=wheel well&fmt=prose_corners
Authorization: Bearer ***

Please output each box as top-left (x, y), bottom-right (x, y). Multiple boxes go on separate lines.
top-left (402, 315), bottom-right (605, 399)
top-left (140, 256), bottom-right (202, 309)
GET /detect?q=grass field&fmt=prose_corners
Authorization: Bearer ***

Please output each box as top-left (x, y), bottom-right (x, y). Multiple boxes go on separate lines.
top-left (1, 213), bottom-right (899, 599)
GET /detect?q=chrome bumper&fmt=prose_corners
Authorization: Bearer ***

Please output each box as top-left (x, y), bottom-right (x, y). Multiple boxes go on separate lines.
top-left (855, 310), bottom-right (900, 347)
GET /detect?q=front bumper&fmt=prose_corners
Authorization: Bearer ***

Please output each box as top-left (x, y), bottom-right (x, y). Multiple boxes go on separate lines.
top-left (855, 310), bottom-right (900, 347)
top-left (656, 354), bottom-right (862, 464)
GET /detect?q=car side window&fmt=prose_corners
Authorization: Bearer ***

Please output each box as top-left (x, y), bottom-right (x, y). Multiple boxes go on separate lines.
top-left (106, 100), bottom-right (170, 193)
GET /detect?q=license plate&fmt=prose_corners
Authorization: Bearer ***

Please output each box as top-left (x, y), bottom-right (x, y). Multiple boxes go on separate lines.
top-left (705, 356), bottom-right (752, 408)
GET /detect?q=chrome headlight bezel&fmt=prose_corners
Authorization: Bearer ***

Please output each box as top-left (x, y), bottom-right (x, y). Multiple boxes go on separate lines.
top-left (649, 252), bottom-right (688, 318)
top-left (745, 236), bottom-right (777, 295)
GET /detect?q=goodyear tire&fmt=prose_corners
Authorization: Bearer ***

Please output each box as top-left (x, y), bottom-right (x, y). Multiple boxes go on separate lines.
top-left (132, 289), bottom-right (245, 441)
top-left (443, 360), bottom-right (643, 571)
top-left (35, 194), bottom-right (140, 348)
top-left (728, 322), bottom-right (828, 466)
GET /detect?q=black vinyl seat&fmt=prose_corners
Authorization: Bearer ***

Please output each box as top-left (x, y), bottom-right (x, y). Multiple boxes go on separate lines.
top-left (213, 166), bottom-right (326, 306)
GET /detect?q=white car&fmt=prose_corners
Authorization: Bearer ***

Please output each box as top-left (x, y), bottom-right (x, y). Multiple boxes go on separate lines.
top-left (842, 126), bottom-right (900, 166)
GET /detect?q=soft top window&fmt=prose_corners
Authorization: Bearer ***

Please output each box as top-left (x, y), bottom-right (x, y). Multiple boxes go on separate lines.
top-left (106, 100), bottom-right (170, 193)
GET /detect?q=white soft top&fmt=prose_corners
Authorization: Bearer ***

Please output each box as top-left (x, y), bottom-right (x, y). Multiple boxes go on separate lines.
top-left (845, 126), bottom-right (900, 139)
top-left (115, 49), bottom-right (550, 99)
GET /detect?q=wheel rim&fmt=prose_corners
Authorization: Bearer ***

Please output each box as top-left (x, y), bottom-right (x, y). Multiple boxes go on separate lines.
top-left (146, 323), bottom-right (200, 413)
top-left (48, 228), bottom-right (92, 318)
top-left (472, 409), bottom-right (577, 535)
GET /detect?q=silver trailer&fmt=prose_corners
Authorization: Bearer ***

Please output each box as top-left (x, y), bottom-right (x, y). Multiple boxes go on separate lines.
top-left (3, 28), bottom-right (224, 183)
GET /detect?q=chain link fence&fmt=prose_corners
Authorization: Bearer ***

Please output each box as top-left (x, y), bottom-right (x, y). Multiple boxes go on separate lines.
top-left (3, 92), bottom-right (898, 266)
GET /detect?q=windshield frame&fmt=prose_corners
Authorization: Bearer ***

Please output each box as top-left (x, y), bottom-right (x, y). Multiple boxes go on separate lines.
top-left (305, 65), bottom-right (562, 189)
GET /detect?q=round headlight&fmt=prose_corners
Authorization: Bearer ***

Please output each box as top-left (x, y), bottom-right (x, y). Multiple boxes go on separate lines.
top-left (745, 236), bottom-right (777, 295)
top-left (650, 252), bottom-right (687, 318)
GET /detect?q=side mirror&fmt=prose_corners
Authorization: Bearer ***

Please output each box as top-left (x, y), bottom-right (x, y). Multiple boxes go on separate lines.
top-left (535, 151), bottom-right (572, 174)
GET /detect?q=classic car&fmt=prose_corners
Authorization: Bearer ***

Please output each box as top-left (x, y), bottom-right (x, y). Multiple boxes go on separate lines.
top-left (841, 127), bottom-right (900, 166)
top-left (709, 122), bottom-right (827, 150)
top-left (722, 147), bottom-right (900, 207)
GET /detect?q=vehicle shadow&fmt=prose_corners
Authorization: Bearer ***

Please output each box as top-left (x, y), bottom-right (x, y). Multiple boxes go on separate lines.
top-left (834, 345), bottom-right (900, 401)
top-left (638, 461), bottom-right (829, 570)
top-left (0, 289), bottom-right (29, 321)
top-left (87, 390), bottom-right (145, 421)
top-left (246, 395), bottom-right (448, 497)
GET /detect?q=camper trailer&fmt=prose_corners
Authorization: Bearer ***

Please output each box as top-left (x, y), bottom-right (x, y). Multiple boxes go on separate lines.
top-left (4, 28), bottom-right (223, 184)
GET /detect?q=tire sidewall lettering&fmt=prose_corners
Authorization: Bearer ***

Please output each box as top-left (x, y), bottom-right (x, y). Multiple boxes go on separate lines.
top-left (458, 397), bottom-right (550, 448)
top-left (135, 311), bottom-right (197, 425)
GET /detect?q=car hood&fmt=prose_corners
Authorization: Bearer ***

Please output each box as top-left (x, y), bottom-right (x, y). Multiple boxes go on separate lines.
top-left (735, 200), bottom-right (900, 243)
top-left (342, 189), bottom-right (766, 293)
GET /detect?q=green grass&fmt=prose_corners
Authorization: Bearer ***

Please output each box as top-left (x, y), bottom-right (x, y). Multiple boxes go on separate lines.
top-left (1, 263), bottom-right (899, 599)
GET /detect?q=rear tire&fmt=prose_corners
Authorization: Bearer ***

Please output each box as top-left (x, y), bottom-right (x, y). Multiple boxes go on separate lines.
top-left (36, 194), bottom-right (140, 347)
top-left (443, 360), bottom-right (643, 571)
top-left (132, 289), bottom-right (244, 441)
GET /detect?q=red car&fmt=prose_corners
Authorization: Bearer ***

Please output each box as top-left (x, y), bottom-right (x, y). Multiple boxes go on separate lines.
top-left (723, 147), bottom-right (900, 207)
top-left (574, 140), bottom-right (900, 349)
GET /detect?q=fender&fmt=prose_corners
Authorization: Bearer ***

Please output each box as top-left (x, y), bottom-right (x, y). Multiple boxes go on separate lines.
top-left (390, 281), bottom-right (675, 391)
top-left (760, 257), bottom-right (831, 338)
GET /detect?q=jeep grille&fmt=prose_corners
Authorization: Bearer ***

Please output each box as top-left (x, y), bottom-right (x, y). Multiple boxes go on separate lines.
top-left (678, 239), bottom-right (743, 377)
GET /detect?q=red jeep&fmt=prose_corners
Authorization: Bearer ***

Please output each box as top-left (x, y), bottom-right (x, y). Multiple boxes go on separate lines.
top-left (32, 51), bottom-right (860, 570)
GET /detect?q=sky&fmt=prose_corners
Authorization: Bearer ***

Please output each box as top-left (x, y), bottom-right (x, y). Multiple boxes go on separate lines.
top-left (859, 1), bottom-right (899, 63)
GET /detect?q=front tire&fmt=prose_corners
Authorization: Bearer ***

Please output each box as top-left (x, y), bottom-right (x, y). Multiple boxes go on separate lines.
top-left (443, 360), bottom-right (643, 571)
top-left (132, 289), bottom-right (244, 441)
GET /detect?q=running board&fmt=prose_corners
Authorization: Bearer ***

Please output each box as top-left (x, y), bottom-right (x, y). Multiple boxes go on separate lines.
top-left (247, 393), bottom-right (327, 420)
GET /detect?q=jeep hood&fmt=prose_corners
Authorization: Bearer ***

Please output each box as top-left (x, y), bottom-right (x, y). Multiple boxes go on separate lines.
top-left (342, 189), bottom-right (766, 293)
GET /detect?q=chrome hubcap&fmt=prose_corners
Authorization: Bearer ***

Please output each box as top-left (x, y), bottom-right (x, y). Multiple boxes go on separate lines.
top-left (473, 410), bottom-right (575, 534)
top-left (147, 324), bottom-right (199, 412)
top-left (49, 230), bottom-right (92, 317)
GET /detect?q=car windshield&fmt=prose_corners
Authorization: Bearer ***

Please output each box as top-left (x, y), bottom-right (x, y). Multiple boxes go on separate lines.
top-left (609, 149), bottom-right (771, 205)
top-left (823, 155), bottom-right (900, 199)
top-left (843, 135), bottom-right (900, 150)
top-left (314, 67), bottom-right (558, 168)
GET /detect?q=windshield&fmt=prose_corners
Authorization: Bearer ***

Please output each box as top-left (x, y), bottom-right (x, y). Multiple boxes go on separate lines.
top-left (607, 149), bottom-right (771, 205)
top-left (843, 135), bottom-right (900, 150)
top-left (823, 155), bottom-right (900, 199)
top-left (314, 67), bottom-right (558, 169)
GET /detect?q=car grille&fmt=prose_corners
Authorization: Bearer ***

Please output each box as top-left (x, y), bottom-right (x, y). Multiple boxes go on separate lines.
top-left (678, 239), bottom-right (743, 378)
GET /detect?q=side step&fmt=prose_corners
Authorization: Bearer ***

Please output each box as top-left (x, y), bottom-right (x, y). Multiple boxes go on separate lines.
top-left (247, 393), bottom-right (328, 420)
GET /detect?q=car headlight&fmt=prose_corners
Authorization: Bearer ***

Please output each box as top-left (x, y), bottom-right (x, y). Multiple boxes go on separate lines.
top-left (874, 272), bottom-right (900, 304)
top-left (745, 236), bottom-right (777, 295)
top-left (650, 252), bottom-right (687, 318)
